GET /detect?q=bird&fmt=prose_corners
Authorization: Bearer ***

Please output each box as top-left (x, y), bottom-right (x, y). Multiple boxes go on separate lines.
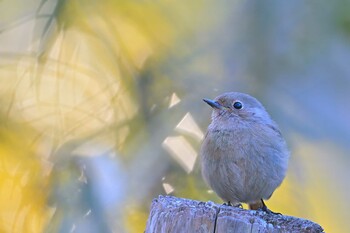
top-left (200, 92), bottom-right (289, 213)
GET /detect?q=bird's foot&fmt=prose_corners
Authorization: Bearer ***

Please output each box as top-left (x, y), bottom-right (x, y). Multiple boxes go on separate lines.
top-left (258, 199), bottom-right (282, 215)
top-left (259, 205), bottom-right (281, 215)
top-left (223, 201), bottom-right (242, 208)
top-left (222, 202), bottom-right (232, 206)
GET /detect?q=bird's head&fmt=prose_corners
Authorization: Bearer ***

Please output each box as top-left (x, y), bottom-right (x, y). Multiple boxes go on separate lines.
top-left (203, 92), bottom-right (272, 125)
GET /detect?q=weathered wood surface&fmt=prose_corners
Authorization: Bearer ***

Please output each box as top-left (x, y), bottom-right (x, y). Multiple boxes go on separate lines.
top-left (145, 195), bottom-right (324, 233)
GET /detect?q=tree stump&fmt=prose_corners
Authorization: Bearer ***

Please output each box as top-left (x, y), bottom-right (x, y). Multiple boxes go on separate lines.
top-left (145, 195), bottom-right (324, 233)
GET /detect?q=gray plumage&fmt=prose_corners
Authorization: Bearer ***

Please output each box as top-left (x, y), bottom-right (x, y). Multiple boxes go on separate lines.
top-left (200, 92), bottom-right (289, 207)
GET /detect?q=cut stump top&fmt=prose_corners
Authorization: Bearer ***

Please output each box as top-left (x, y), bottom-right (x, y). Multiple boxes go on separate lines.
top-left (145, 195), bottom-right (324, 233)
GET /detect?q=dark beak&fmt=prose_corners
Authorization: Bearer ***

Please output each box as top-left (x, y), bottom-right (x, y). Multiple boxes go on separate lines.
top-left (203, 98), bottom-right (223, 109)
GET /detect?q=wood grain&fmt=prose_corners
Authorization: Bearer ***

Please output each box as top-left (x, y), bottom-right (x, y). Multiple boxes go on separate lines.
top-left (145, 195), bottom-right (324, 233)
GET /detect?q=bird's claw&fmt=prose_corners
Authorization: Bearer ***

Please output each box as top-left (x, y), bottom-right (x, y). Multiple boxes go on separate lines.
top-left (223, 201), bottom-right (242, 208)
top-left (259, 199), bottom-right (282, 215)
top-left (222, 202), bottom-right (232, 206)
top-left (259, 206), bottom-right (281, 215)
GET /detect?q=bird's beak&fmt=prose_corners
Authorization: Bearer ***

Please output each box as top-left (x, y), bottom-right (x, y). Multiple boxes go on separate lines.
top-left (203, 98), bottom-right (223, 109)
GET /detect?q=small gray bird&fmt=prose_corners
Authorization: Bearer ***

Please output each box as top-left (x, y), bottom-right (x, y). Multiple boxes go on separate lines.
top-left (200, 92), bottom-right (289, 213)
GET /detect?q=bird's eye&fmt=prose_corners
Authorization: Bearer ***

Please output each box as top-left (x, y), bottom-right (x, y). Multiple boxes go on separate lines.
top-left (233, 101), bottom-right (243, 109)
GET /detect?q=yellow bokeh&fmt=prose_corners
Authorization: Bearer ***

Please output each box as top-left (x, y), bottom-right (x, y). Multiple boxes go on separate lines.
top-left (0, 120), bottom-right (50, 233)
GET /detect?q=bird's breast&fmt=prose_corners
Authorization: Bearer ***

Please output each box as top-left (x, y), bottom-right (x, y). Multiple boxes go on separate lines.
top-left (202, 128), bottom-right (246, 162)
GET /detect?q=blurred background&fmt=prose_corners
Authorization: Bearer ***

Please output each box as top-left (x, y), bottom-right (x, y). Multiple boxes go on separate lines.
top-left (1, 0), bottom-right (350, 232)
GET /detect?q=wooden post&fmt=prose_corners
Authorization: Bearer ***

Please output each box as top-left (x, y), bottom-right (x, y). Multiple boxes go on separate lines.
top-left (145, 195), bottom-right (324, 233)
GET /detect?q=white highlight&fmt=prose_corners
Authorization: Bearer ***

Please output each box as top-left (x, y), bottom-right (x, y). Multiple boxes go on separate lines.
top-left (162, 136), bottom-right (197, 173)
top-left (162, 183), bottom-right (175, 194)
top-left (168, 92), bottom-right (181, 108)
top-left (175, 112), bottom-right (204, 141)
